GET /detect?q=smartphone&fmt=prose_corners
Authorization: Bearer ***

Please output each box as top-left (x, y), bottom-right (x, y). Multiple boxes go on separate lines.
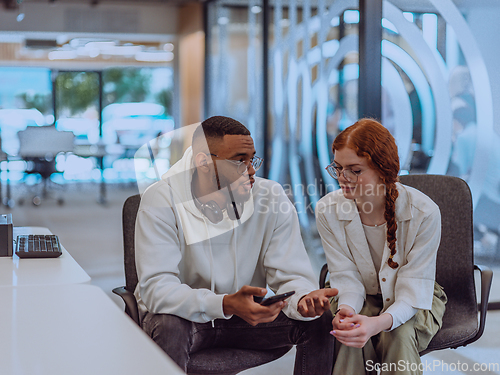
top-left (260, 291), bottom-right (295, 306)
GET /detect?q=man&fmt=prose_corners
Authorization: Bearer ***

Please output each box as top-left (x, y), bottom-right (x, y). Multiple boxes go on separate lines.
top-left (135, 116), bottom-right (336, 374)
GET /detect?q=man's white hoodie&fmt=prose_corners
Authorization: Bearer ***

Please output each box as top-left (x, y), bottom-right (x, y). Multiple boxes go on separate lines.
top-left (134, 147), bottom-right (318, 323)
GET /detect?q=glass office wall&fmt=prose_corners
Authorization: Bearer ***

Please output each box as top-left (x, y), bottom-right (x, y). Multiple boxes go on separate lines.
top-left (101, 67), bottom-right (174, 183)
top-left (0, 67), bottom-right (53, 156)
top-left (206, 0), bottom-right (265, 159)
top-left (266, 1), bottom-right (363, 229)
top-left (54, 71), bottom-right (100, 182)
top-left (104, 67), bottom-right (175, 187)
top-left (52, 68), bottom-right (175, 183)
top-left (0, 67), bottom-right (53, 190)
top-left (0, 64), bottom-right (175, 208)
top-left (206, 0), bottom-right (500, 261)
top-left (206, 0), bottom-right (364, 229)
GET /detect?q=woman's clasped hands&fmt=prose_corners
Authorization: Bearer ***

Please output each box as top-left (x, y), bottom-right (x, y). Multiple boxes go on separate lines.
top-left (330, 305), bottom-right (393, 348)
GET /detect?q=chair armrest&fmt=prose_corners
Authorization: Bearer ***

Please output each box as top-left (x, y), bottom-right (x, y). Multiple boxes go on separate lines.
top-left (319, 263), bottom-right (329, 289)
top-left (466, 264), bottom-right (493, 345)
top-left (112, 286), bottom-right (140, 326)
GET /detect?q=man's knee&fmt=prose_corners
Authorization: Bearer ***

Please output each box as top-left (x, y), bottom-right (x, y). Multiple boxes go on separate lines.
top-left (142, 313), bottom-right (193, 346)
top-left (142, 313), bottom-right (196, 371)
top-left (311, 310), bottom-right (334, 332)
top-left (295, 311), bottom-right (335, 374)
top-left (296, 310), bottom-right (334, 344)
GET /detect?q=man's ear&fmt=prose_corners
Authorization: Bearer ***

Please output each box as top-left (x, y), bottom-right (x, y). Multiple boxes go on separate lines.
top-left (194, 152), bottom-right (211, 172)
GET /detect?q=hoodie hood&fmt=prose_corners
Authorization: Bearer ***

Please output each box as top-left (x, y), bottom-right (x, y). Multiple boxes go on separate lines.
top-left (161, 146), bottom-right (254, 245)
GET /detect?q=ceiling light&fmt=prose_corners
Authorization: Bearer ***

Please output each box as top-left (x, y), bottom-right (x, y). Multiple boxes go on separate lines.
top-left (135, 51), bottom-right (174, 62)
top-left (330, 17), bottom-right (339, 27)
top-left (15, 0), bottom-right (25, 22)
top-left (69, 38), bottom-right (116, 48)
top-left (102, 45), bottom-right (142, 56)
top-left (251, 6), bottom-right (262, 14)
top-left (48, 50), bottom-right (77, 60)
top-left (163, 43), bottom-right (174, 52)
top-left (56, 35), bottom-right (69, 44)
top-left (76, 46), bottom-right (100, 58)
top-left (279, 18), bottom-right (290, 28)
top-left (403, 12), bottom-right (414, 23)
top-left (85, 41), bottom-right (116, 50)
top-left (343, 10), bottom-right (359, 24)
top-left (218, 17), bottom-right (229, 25)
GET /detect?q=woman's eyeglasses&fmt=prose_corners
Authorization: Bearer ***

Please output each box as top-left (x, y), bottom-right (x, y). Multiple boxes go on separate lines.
top-left (325, 162), bottom-right (365, 183)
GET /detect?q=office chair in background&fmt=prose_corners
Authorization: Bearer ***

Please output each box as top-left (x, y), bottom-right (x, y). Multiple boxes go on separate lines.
top-left (18, 126), bottom-right (74, 206)
top-left (474, 194), bottom-right (500, 261)
top-left (113, 194), bottom-right (292, 375)
top-left (319, 174), bottom-right (493, 356)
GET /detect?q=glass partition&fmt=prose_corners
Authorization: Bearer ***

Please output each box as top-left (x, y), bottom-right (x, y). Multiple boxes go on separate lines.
top-left (101, 67), bottom-right (174, 182)
top-left (0, 67), bottom-right (52, 157)
top-left (205, 0), bottom-right (500, 261)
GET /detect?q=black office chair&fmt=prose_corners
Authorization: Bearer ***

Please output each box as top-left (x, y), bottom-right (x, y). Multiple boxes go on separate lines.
top-left (18, 126), bottom-right (74, 206)
top-left (113, 194), bottom-right (291, 375)
top-left (319, 174), bottom-right (493, 356)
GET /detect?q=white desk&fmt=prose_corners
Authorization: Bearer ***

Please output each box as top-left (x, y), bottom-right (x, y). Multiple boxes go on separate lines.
top-left (0, 284), bottom-right (184, 375)
top-left (0, 227), bottom-right (90, 286)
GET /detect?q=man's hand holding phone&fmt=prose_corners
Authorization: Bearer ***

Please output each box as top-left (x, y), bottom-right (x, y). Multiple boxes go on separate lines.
top-left (223, 286), bottom-right (292, 326)
top-left (260, 291), bottom-right (295, 306)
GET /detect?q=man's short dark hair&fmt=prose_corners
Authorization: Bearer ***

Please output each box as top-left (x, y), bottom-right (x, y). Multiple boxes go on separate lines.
top-left (192, 116), bottom-right (250, 153)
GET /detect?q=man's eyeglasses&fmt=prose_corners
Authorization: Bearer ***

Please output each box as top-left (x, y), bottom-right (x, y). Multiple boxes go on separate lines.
top-left (325, 162), bottom-right (365, 183)
top-left (210, 154), bottom-right (263, 175)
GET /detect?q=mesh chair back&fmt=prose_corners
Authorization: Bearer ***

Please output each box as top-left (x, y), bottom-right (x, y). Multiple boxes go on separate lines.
top-left (122, 194), bottom-right (141, 292)
top-left (399, 174), bottom-right (478, 353)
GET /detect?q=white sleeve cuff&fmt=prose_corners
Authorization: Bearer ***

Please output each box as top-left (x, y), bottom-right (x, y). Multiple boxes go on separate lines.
top-left (338, 292), bottom-right (365, 314)
top-left (204, 293), bottom-right (232, 321)
top-left (384, 300), bottom-right (418, 330)
top-left (282, 292), bottom-right (317, 321)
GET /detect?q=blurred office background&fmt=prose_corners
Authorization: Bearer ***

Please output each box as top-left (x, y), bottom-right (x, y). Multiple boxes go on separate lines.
top-left (203, 0), bottom-right (500, 267)
top-left (1, 0), bottom-right (500, 302)
top-left (0, 0), bottom-right (500, 261)
top-left (2, 1), bottom-right (500, 374)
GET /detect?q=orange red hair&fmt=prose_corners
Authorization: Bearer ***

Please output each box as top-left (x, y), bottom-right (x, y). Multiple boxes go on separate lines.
top-left (332, 118), bottom-right (400, 269)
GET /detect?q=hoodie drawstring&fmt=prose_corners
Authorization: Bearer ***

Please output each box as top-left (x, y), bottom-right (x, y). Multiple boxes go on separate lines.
top-left (233, 220), bottom-right (239, 292)
top-left (203, 213), bottom-right (240, 329)
top-left (201, 216), bottom-right (216, 328)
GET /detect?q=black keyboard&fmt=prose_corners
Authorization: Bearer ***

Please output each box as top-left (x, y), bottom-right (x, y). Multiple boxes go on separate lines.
top-left (15, 235), bottom-right (62, 258)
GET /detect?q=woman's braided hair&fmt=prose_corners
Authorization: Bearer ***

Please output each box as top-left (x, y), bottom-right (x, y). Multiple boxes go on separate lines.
top-left (332, 118), bottom-right (400, 269)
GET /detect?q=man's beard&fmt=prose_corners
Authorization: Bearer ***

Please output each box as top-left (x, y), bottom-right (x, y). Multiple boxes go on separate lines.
top-left (213, 170), bottom-right (251, 204)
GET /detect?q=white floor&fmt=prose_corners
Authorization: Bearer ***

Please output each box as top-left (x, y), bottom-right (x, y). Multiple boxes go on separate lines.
top-left (5, 182), bottom-right (500, 375)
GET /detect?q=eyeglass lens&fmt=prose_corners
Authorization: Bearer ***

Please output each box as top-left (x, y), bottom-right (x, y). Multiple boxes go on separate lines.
top-left (237, 157), bottom-right (263, 174)
top-left (328, 166), bottom-right (358, 182)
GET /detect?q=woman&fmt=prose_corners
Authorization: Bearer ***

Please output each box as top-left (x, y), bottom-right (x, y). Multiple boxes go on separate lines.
top-left (315, 118), bottom-right (447, 375)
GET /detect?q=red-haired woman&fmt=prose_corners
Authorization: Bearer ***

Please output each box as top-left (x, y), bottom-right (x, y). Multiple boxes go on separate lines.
top-left (316, 118), bottom-right (447, 374)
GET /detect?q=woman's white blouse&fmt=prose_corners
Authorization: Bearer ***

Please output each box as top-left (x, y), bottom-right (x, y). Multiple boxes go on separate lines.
top-left (316, 183), bottom-right (441, 330)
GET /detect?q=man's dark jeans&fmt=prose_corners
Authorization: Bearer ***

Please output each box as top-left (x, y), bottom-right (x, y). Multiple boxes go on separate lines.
top-left (142, 310), bottom-right (334, 374)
